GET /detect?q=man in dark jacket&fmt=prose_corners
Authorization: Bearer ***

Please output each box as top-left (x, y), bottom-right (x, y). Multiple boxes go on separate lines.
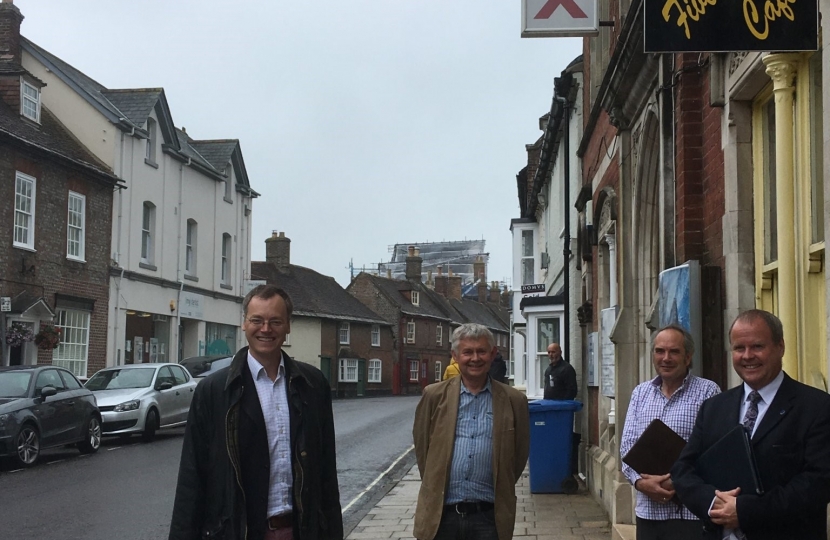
top-left (488, 350), bottom-right (508, 384)
top-left (169, 285), bottom-right (343, 540)
top-left (543, 342), bottom-right (577, 400)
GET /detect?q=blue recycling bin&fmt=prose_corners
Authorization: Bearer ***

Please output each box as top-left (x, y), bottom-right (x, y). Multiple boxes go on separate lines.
top-left (527, 399), bottom-right (583, 494)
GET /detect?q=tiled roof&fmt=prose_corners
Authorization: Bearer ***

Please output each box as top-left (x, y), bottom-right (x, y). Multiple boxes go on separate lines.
top-left (188, 139), bottom-right (237, 171)
top-left (101, 88), bottom-right (161, 126)
top-left (0, 99), bottom-right (115, 180)
top-left (251, 262), bottom-right (389, 324)
top-left (419, 287), bottom-right (508, 332)
top-left (362, 275), bottom-right (451, 321)
top-left (175, 129), bottom-right (217, 171)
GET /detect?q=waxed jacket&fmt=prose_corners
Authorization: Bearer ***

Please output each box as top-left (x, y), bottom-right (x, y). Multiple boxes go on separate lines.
top-left (168, 347), bottom-right (343, 540)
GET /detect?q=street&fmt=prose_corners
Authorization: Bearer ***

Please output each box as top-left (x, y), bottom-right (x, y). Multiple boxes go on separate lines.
top-left (0, 395), bottom-right (420, 540)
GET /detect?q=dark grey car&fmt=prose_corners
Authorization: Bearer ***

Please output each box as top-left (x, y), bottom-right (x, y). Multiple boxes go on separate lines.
top-left (0, 366), bottom-right (101, 467)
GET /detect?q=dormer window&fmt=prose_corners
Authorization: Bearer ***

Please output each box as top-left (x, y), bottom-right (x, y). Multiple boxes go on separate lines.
top-left (21, 81), bottom-right (40, 123)
top-left (411, 291), bottom-right (420, 306)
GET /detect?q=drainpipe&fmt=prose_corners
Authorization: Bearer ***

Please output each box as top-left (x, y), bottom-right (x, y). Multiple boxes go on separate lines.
top-left (111, 129), bottom-right (128, 367)
top-left (555, 94), bottom-right (571, 362)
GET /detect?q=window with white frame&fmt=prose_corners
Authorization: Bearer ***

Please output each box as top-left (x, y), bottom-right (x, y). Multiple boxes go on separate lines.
top-left (141, 202), bottom-right (155, 264)
top-left (411, 291), bottom-right (419, 306)
top-left (224, 175), bottom-right (233, 201)
top-left (185, 219), bottom-right (197, 275)
top-left (145, 117), bottom-right (157, 163)
top-left (436, 324), bottom-right (443, 346)
top-left (368, 359), bottom-right (381, 382)
top-left (434, 361), bottom-right (442, 381)
top-left (339, 358), bottom-right (358, 382)
top-left (21, 81), bottom-right (40, 122)
top-left (14, 172), bottom-right (36, 250)
top-left (406, 321), bottom-right (416, 344)
top-left (409, 360), bottom-right (419, 381)
top-left (52, 309), bottom-right (90, 377)
top-left (339, 322), bottom-right (350, 344)
top-left (221, 233), bottom-right (231, 284)
top-left (521, 229), bottom-right (534, 285)
top-left (371, 324), bottom-right (380, 347)
top-left (66, 192), bottom-right (85, 260)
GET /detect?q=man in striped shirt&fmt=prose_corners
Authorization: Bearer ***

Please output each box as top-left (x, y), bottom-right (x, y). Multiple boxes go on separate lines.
top-left (413, 323), bottom-right (529, 540)
top-left (620, 324), bottom-right (721, 540)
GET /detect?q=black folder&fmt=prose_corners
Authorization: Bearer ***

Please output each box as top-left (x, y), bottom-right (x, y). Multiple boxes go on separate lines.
top-left (695, 425), bottom-right (764, 496)
top-left (622, 419), bottom-right (687, 475)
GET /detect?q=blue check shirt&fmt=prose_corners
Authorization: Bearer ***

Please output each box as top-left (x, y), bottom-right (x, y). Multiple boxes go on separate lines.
top-left (620, 373), bottom-right (720, 521)
top-left (445, 379), bottom-right (495, 504)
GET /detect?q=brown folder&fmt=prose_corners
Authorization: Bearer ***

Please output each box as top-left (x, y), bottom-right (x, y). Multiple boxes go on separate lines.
top-left (622, 418), bottom-right (687, 475)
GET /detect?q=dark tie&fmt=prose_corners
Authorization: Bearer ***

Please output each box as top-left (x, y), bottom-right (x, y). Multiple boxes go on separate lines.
top-left (742, 390), bottom-right (762, 434)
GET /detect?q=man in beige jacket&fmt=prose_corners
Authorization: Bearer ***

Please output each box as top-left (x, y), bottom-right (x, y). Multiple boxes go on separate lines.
top-left (413, 323), bottom-right (530, 540)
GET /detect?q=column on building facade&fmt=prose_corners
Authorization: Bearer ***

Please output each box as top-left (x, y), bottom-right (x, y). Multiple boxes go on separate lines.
top-left (605, 234), bottom-right (618, 307)
top-left (762, 53), bottom-right (800, 377)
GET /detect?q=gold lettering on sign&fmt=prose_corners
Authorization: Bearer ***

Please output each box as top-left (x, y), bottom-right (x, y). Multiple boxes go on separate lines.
top-left (743, 0), bottom-right (796, 40)
top-left (662, 0), bottom-right (718, 40)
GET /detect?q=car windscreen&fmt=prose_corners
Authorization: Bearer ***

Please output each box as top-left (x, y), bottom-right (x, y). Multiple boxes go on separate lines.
top-left (0, 372), bottom-right (32, 398)
top-left (85, 368), bottom-right (155, 390)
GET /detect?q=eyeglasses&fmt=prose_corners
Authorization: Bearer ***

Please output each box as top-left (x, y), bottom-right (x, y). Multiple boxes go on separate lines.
top-left (246, 318), bottom-right (285, 329)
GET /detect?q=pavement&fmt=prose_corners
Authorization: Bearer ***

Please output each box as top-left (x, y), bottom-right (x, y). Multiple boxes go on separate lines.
top-left (347, 464), bottom-right (612, 540)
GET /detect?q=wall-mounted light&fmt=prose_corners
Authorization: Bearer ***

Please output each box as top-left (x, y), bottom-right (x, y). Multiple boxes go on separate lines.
top-left (126, 310), bottom-right (137, 316)
top-left (139, 312), bottom-right (152, 318)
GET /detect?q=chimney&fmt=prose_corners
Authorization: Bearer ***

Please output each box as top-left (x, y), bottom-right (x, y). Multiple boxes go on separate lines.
top-left (447, 268), bottom-right (462, 300)
top-left (473, 256), bottom-right (485, 284)
top-left (265, 231), bottom-right (290, 270)
top-left (501, 285), bottom-right (510, 307)
top-left (434, 265), bottom-right (448, 297)
top-left (487, 281), bottom-right (498, 303)
top-left (405, 245), bottom-right (422, 282)
top-left (0, 0), bottom-right (23, 66)
top-left (477, 276), bottom-right (487, 303)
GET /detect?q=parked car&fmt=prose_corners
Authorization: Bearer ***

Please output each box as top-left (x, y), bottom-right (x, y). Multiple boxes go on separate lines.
top-left (0, 366), bottom-right (101, 467)
top-left (180, 355), bottom-right (233, 378)
top-left (85, 363), bottom-right (197, 441)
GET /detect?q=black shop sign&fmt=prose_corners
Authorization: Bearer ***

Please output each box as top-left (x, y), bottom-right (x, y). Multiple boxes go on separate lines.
top-left (644, 0), bottom-right (818, 53)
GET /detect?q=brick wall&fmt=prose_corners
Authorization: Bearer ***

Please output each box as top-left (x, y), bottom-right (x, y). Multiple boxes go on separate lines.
top-left (321, 319), bottom-right (395, 398)
top-left (0, 144), bottom-right (114, 377)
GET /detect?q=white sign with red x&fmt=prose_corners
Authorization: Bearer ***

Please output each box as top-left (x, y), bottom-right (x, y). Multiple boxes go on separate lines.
top-left (521, 0), bottom-right (598, 37)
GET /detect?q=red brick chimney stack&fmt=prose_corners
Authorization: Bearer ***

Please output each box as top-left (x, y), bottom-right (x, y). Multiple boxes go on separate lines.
top-left (434, 265), bottom-right (448, 296)
top-left (0, 0), bottom-right (23, 66)
top-left (447, 268), bottom-right (462, 300)
top-left (405, 245), bottom-right (422, 282)
top-left (489, 281), bottom-right (500, 303)
top-left (473, 256), bottom-right (485, 284)
top-left (477, 272), bottom-right (487, 303)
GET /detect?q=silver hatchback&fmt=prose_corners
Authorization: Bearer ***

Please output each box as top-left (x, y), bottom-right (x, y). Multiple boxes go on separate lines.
top-left (85, 363), bottom-right (197, 441)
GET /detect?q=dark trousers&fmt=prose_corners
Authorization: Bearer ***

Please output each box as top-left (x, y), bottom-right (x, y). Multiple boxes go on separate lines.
top-left (636, 516), bottom-right (704, 540)
top-left (433, 507), bottom-right (499, 540)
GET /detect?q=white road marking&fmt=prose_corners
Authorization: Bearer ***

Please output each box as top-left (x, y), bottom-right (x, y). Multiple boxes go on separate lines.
top-left (342, 444), bottom-right (414, 514)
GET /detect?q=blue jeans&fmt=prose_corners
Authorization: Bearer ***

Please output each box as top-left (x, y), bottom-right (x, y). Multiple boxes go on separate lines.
top-left (433, 507), bottom-right (499, 540)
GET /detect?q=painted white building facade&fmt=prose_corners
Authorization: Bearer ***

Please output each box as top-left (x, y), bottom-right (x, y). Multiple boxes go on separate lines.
top-left (22, 39), bottom-right (256, 367)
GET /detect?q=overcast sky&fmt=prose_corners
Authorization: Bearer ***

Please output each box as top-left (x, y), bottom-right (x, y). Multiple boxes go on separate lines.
top-left (17, 0), bottom-right (581, 287)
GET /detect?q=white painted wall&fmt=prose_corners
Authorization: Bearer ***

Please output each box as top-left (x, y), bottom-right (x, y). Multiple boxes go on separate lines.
top-left (283, 316), bottom-right (322, 368)
top-left (25, 50), bottom-right (254, 367)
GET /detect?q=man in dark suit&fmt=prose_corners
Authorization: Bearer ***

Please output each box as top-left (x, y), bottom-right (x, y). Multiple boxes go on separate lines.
top-left (672, 309), bottom-right (830, 540)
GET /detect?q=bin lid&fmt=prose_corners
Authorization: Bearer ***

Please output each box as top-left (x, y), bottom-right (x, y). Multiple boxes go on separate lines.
top-left (528, 399), bottom-right (583, 412)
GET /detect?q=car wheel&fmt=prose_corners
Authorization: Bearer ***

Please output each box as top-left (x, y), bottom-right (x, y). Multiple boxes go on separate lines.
top-left (78, 416), bottom-right (101, 454)
top-left (15, 424), bottom-right (40, 467)
top-left (141, 409), bottom-right (158, 442)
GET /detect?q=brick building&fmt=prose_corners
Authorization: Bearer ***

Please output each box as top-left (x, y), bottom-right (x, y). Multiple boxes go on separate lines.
top-left (0, 0), bottom-right (121, 374)
top-left (251, 232), bottom-right (395, 398)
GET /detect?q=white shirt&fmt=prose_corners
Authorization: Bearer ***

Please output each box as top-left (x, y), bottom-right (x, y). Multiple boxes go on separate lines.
top-left (718, 370), bottom-right (785, 539)
top-left (247, 352), bottom-right (293, 518)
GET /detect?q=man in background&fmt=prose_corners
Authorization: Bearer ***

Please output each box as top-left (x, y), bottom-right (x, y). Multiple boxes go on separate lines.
top-left (543, 342), bottom-right (577, 400)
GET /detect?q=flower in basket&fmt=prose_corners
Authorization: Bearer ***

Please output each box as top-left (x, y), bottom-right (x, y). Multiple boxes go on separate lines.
top-left (34, 324), bottom-right (62, 350)
top-left (5, 322), bottom-right (34, 348)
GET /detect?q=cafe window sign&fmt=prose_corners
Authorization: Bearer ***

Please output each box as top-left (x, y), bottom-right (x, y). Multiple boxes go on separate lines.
top-left (644, 0), bottom-right (818, 53)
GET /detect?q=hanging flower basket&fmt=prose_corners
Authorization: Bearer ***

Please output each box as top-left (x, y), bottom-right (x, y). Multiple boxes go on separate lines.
top-left (34, 324), bottom-right (62, 350)
top-left (5, 322), bottom-right (34, 348)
